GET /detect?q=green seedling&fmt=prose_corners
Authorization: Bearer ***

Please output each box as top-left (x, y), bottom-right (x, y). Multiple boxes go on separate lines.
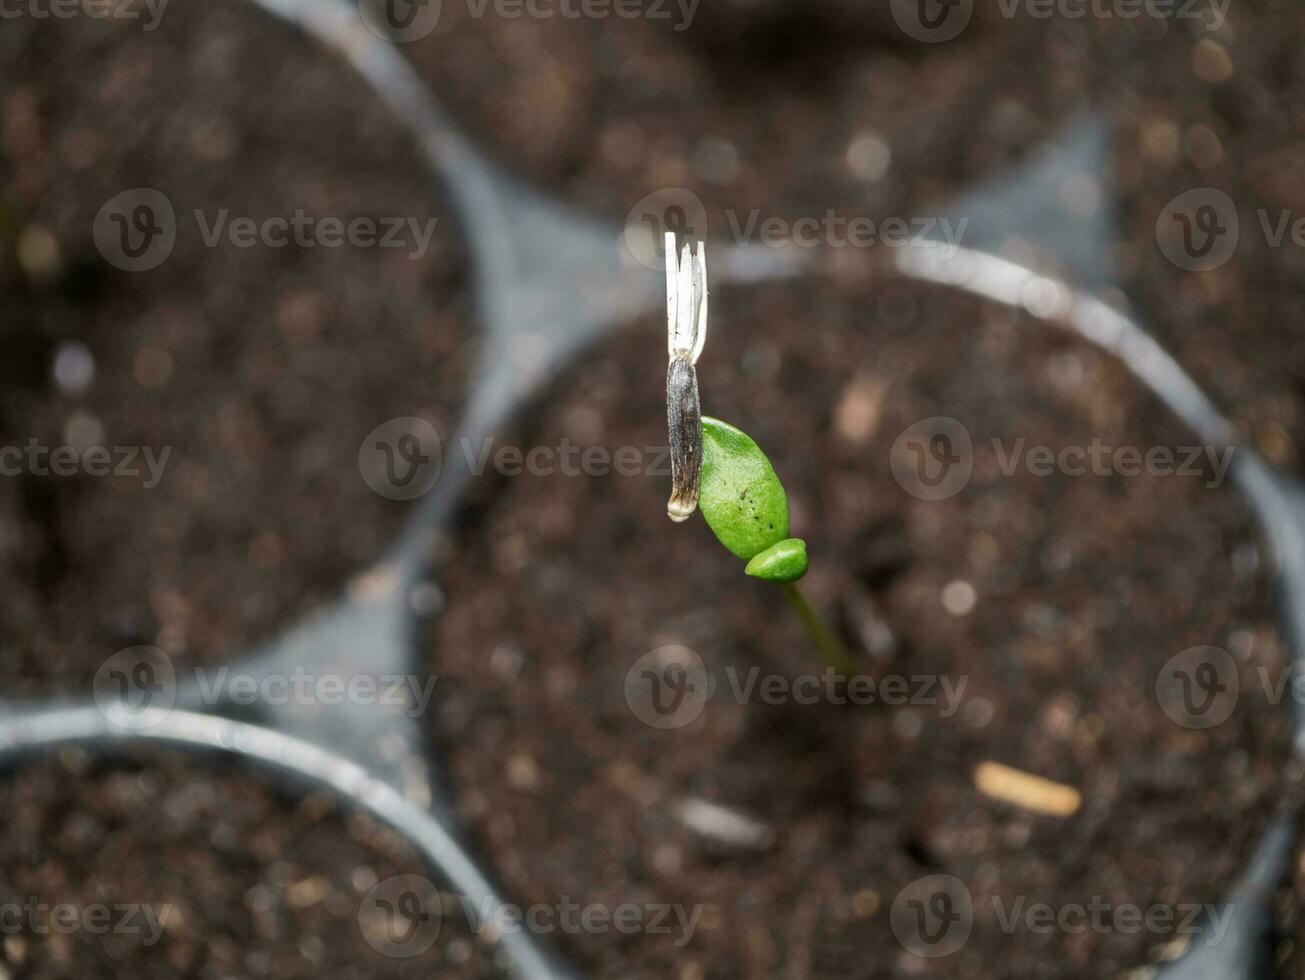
top-left (664, 234), bottom-right (854, 675)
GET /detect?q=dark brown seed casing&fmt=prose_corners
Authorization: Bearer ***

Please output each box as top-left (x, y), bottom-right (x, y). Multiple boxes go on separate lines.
top-left (666, 355), bottom-right (702, 522)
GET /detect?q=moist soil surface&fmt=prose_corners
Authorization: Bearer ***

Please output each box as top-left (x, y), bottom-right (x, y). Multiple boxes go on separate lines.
top-left (1278, 816), bottom-right (1305, 976)
top-left (0, 0), bottom-right (474, 696)
top-left (406, 2), bottom-right (1118, 229)
top-left (430, 272), bottom-right (1290, 979)
top-left (1111, 1), bottom-right (1305, 474)
top-left (0, 748), bottom-right (506, 979)
top-left (412, 0), bottom-right (1305, 484)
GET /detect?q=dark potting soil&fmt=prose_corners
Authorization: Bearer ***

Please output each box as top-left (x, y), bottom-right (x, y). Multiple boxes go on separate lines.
top-left (1278, 817), bottom-right (1305, 976)
top-left (0, 1), bottom-right (474, 696)
top-left (410, 0), bottom-right (1305, 468)
top-left (406, 2), bottom-right (1119, 229)
top-left (429, 272), bottom-right (1290, 979)
top-left (1111, 2), bottom-right (1305, 470)
top-left (0, 748), bottom-right (506, 979)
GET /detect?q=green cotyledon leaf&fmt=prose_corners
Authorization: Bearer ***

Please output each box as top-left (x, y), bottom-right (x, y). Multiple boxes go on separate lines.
top-left (745, 538), bottom-right (809, 582)
top-left (698, 416), bottom-right (790, 560)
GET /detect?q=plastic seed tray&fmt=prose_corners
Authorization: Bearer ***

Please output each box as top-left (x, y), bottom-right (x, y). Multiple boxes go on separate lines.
top-left (1, 2), bottom-right (1300, 978)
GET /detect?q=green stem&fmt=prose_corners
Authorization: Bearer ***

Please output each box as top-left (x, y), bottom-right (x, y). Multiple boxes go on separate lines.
top-left (778, 581), bottom-right (856, 677)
